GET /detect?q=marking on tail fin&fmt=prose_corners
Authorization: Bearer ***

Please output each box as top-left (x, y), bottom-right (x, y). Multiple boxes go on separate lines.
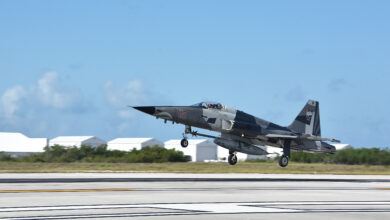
top-left (306, 109), bottom-right (313, 121)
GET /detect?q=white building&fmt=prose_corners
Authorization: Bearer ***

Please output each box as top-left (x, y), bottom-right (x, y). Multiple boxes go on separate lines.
top-left (164, 139), bottom-right (218, 162)
top-left (0, 132), bottom-right (48, 157)
top-left (49, 136), bottom-right (106, 148)
top-left (333, 144), bottom-right (353, 150)
top-left (265, 146), bottom-right (283, 159)
top-left (107, 138), bottom-right (163, 151)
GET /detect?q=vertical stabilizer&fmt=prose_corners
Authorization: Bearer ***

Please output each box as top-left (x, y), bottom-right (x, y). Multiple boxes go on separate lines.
top-left (288, 100), bottom-right (321, 136)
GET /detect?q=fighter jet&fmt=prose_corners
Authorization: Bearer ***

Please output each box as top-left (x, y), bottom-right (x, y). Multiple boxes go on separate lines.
top-left (132, 100), bottom-right (339, 167)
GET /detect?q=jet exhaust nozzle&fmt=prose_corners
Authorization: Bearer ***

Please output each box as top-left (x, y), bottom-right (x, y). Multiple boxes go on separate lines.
top-left (320, 141), bottom-right (336, 154)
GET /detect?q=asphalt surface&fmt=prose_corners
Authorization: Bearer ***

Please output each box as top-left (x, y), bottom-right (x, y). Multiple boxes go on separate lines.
top-left (1, 173), bottom-right (390, 219)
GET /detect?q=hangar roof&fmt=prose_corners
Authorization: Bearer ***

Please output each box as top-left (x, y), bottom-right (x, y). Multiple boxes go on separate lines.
top-left (50, 136), bottom-right (97, 143)
top-left (0, 132), bottom-right (47, 152)
top-left (108, 138), bottom-right (159, 144)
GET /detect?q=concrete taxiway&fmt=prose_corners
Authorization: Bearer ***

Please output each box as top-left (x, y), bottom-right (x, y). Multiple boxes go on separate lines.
top-left (0, 173), bottom-right (390, 219)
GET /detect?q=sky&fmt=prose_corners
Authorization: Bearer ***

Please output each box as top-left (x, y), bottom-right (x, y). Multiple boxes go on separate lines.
top-left (0, 0), bottom-right (389, 148)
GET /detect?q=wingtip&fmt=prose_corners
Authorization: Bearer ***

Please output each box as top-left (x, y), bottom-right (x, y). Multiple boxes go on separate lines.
top-left (332, 139), bottom-right (341, 143)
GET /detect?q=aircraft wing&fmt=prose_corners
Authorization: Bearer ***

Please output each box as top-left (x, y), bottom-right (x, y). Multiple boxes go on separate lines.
top-left (265, 134), bottom-right (341, 143)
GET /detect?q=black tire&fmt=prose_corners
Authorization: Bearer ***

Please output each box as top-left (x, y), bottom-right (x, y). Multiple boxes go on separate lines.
top-left (278, 155), bottom-right (289, 167)
top-left (228, 154), bottom-right (237, 165)
top-left (180, 139), bottom-right (188, 148)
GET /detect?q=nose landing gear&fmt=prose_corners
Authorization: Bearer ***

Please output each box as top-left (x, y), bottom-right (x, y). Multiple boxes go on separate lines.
top-left (180, 138), bottom-right (188, 148)
top-left (180, 125), bottom-right (192, 148)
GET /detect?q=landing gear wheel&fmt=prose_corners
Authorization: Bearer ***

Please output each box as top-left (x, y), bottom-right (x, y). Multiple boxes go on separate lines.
top-left (180, 138), bottom-right (188, 148)
top-left (278, 155), bottom-right (289, 167)
top-left (228, 154), bottom-right (237, 165)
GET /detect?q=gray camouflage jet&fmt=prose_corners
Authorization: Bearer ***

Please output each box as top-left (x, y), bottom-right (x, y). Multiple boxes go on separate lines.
top-left (132, 100), bottom-right (339, 167)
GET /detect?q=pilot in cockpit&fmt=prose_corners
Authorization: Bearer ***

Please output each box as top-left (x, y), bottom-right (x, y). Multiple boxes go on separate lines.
top-left (193, 102), bottom-right (222, 109)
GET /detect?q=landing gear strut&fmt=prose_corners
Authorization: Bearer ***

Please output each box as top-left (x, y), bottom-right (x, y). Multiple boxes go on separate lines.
top-left (180, 126), bottom-right (192, 148)
top-left (228, 150), bottom-right (237, 165)
top-left (180, 125), bottom-right (219, 148)
top-left (279, 140), bottom-right (291, 167)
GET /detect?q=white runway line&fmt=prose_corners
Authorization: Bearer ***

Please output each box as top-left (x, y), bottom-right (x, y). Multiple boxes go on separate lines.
top-left (148, 203), bottom-right (299, 213)
top-left (2, 212), bottom-right (194, 220)
top-left (0, 203), bottom-right (295, 213)
top-left (2, 201), bottom-right (390, 219)
top-left (3, 201), bottom-right (390, 213)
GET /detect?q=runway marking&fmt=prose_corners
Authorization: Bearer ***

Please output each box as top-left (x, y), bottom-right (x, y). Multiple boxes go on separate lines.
top-left (0, 188), bottom-right (135, 193)
top-left (2, 201), bottom-right (390, 218)
top-left (2, 177), bottom-right (390, 183)
top-left (0, 187), bottom-right (377, 193)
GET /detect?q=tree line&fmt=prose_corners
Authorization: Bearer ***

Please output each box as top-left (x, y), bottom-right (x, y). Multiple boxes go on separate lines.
top-left (290, 148), bottom-right (390, 165)
top-left (1, 145), bottom-right (389, 165)
top-left (0, 145), bottom-right (189, 163)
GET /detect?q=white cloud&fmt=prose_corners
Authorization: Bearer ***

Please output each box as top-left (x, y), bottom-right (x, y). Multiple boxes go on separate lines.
top-left (0, 74), bottom-right (169, 140)
top-left (0, 72), bottom-right (87, 136)
top-left (104, 79), bottom-right (148, 108)
top-left (35, 72), bottom-right (82, 109)
top-left (0, 85), bottom-right (26, 120)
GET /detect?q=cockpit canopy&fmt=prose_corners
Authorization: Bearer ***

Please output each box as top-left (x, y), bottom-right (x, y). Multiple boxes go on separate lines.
top-left (192, 101), bottom-right (223, 109)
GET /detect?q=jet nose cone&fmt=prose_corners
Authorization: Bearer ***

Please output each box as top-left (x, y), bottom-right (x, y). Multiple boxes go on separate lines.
top-left (133, 106), bottom-right (156, 115)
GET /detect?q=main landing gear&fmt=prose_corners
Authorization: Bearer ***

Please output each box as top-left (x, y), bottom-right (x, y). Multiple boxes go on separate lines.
top-left (228, 150), bottom-right (237, 165)
top-left (278, 155), bottom-right (288, 167)
top-left (279, 140), bottom-right (291, 167)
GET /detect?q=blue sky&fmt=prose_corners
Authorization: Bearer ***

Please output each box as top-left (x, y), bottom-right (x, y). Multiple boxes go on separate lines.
top-left (0, 1), bottom-right (389, 148)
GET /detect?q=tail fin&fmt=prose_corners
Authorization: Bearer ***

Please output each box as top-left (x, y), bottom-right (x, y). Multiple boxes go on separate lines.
top-left (288, 99), bottom-right (321, 136)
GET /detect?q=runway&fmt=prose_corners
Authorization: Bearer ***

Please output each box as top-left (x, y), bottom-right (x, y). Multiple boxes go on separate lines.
top-left (1, 173), bottom-right (390, 219)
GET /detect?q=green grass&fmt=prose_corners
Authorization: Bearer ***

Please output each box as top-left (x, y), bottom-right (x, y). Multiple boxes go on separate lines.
top-left (0, 161), bottom-right (389, 174)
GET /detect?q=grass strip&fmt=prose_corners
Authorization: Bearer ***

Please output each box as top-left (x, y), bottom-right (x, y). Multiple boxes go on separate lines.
top-left (0, 162), bottom-right (389, 175)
